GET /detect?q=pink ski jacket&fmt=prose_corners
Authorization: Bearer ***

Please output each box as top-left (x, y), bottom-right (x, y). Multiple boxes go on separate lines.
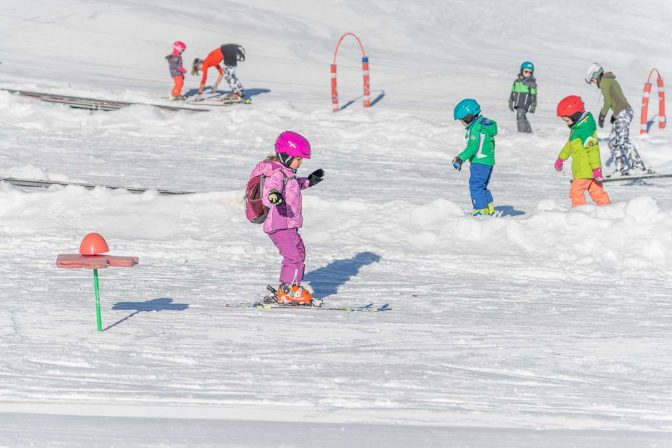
top-left (249, 160), bottom-right (311, 233)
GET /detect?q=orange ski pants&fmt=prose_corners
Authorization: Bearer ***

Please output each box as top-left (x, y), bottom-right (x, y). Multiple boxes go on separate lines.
top-left (569, 179), bottom-right (611, 208)
top-left (171, 75), bottom-right (184, 97)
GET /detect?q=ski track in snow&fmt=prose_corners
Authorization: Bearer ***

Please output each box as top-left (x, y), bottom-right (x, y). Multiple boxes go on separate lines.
top-left (0, 0), bottom-right (672, 446)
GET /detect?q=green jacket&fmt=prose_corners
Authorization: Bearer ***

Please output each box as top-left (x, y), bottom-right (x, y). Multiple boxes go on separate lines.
top-left (557, 112), bottom-right (602, 179)
top-left (598, 72), bottom-right (630, 117)
top-left (457, 115), bottom-right (497, 166)
top-left (509, 75), bottom-right (537, 110)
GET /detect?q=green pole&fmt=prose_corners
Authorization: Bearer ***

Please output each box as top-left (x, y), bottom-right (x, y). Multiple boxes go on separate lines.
top-left (93, 268), bottom-right (102, 331)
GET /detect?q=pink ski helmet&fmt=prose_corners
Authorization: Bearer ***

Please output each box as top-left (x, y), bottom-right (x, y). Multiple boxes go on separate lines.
top-left (173, 41), bottom-right (186, 53)
top-left (274, 131), bottom-right (311, 159)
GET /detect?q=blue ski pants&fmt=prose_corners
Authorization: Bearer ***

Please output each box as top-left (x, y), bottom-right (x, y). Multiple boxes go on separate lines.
top-left (469, 163), bottom-right (494, 210)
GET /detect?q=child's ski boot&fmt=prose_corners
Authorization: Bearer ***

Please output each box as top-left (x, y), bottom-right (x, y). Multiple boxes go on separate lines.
top-left (264, 284), bottom-right (322, 307)
top-left (471, 202), bottom-right (500, 217)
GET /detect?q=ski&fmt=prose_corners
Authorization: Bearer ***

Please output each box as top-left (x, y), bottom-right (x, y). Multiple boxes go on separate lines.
top-left (187, 97), bottom-right (252, 107)
top-left (601, 173), bottom-right (672, 183)
top-left (0, 177), bottom-right (195, 195)
top-left (226, 302), bottom-right (390, 312)
top-left (465, 210), bottom-right (503, 218)
top-left (4, 89), bottom-right (207, 113)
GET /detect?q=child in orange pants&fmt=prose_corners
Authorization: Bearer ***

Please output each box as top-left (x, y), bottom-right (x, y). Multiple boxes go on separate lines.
top-left (568, 179), bottom-right (610, 207)
top-left (166, 41), bottom-right (187, 100)
top-left (555, 95), bottom-right (611, 208)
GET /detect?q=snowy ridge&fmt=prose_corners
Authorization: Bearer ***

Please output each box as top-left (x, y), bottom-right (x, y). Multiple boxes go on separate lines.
top-left (1, 183), bottom-right (671, 271)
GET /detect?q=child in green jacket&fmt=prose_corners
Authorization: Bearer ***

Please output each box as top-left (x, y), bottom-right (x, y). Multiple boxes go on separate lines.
top-left (555, 95), bottom-right (611, 208)
top-left (451, 98), bottom-right (498, 216)
top-left (509, 61), bottom-right (537, 133)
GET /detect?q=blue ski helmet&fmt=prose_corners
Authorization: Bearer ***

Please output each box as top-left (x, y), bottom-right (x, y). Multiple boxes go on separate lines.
top-left (520, 61), bottom-right (534, 72)
top-left (453, 99), bottom-right (481, 120)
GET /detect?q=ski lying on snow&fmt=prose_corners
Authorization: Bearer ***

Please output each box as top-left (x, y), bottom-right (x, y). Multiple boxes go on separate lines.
top-left (0, 177), bottom-right (195, 195)
top-left (4, 89), bottom-right (207, 113)
top-left (226, 302), bottom-right (390, 312)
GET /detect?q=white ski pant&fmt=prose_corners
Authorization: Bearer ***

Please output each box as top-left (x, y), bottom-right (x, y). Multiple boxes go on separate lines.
top-left (608, 107), bottom-right (642, 172)
top-left (224, 66), bottom-right (244, 95)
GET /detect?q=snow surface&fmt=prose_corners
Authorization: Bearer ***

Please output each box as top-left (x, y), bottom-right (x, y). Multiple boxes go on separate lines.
top-left (1, 0), bottom-right (672, 446)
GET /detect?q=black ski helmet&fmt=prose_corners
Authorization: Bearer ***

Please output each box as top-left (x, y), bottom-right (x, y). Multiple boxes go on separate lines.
top-left (191, 58), bottom-right (203, 75)
top-left (236, 46), bottom-right (246, 62)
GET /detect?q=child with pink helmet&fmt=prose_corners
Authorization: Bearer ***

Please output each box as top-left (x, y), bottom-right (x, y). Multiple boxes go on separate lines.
top-left (166, 41), bottom-right (187, 100)
top-left (248, 131), bottom-right (324, 305)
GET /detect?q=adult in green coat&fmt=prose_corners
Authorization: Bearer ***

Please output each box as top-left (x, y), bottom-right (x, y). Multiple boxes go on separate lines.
top-left (585, 63), bottom-right (647, 175)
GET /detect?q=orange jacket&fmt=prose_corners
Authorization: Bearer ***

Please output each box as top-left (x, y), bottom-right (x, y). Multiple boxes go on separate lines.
top-left (200, 48), bottom-right (224, 85)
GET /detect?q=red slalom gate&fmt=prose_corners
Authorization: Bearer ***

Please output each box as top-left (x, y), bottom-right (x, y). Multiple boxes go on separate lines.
top-left (331, 32), bottom-right (370, 112)
top-left (640, 68), bottom-right (666, 134)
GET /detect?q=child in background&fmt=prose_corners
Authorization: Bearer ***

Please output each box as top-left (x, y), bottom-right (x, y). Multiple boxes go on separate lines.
top-left (166, 41), bottom-right (187, 100)
top-left (451, 98), bottom-right (498, 216)
top-left (248, 131), bottom-right (325, 305)
top-left (508, 61), bottom-right (537, 133)
top-left (554, 95), bottom-right (611, 208)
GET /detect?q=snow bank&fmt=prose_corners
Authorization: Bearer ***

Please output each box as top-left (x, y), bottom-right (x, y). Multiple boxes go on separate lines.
top-left (1, 183), bottom-right (669, 274)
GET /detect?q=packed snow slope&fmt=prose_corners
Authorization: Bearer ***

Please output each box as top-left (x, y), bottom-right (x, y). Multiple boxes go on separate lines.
top-left (1, 1), bottom-right (672, 447)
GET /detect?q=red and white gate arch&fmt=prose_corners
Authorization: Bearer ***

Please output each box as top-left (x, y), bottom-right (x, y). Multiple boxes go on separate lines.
top-left (640, 68), bottom-right (666, 134)
top-left (330, 32), bottom-right (370, 112)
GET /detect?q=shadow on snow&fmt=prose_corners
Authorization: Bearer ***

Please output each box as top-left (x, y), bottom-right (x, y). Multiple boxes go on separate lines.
top-left (305, 251), bottom-right (382, 299)
top-left (184, 87), bottom-right (270, 98)
top-left (104, 298), bottom-right (189, 331)
top-left (339, 89), bottom-right (385, 111)
top-left (495, 205), bottom-right (526, 217)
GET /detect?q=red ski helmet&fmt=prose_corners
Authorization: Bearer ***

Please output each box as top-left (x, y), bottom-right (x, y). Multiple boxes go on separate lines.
top-left (274, 131), bottom-right (311, 159)
top-left (173, 41), bottom-right (187, 53)
top-left (556, 95), bottom-right (585, 117)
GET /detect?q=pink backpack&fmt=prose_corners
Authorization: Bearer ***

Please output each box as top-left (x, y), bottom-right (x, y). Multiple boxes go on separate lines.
top-left (244, 163), bottom-right (290, 224)
top-left (244, 174), bottom-right (269, 223)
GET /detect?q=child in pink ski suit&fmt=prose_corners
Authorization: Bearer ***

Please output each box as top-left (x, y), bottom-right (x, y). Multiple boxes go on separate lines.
top-left (248, 131), bottom-right (324, 303)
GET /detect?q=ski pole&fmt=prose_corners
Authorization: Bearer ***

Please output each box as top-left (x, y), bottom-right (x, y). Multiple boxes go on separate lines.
top-left (93, 268), bottom-right (102, 331)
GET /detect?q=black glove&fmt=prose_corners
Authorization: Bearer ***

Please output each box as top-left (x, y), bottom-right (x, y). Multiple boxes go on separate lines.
top-left (529, 104), bottom-right (536, 114)
top-left (598, 113), bottom-right (605, 128)
top-left (308, 169), bottom-right (324, 186)
top-left (452, 157), bottom-right (463, 171)
top-left (508, 100), bottom-right (514, 112)
top-left (268, 190), bottom-right (284, 205)
top-left (610, 115), bottom-right (616, 124)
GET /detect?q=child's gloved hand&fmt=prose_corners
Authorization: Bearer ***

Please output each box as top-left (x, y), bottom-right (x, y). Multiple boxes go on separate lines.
top-left (598, 113), bottom-right (606, 128)
top-left (592, 167), bottom-right (604, 181)
top-left (529, 104), bottom-right (536, 114)
top-left (452, 157), bottom-right (463, 171)
top-left (179, 67), bottom-right (187, 74)
top-left (308, 169), bottom-right (324, 186)
top-left (268, 190), bottom-right (284, 205)
top-left (554, 158), bottom-right (564, 172)
top-left (508, 100), bottom-right (514, 112)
